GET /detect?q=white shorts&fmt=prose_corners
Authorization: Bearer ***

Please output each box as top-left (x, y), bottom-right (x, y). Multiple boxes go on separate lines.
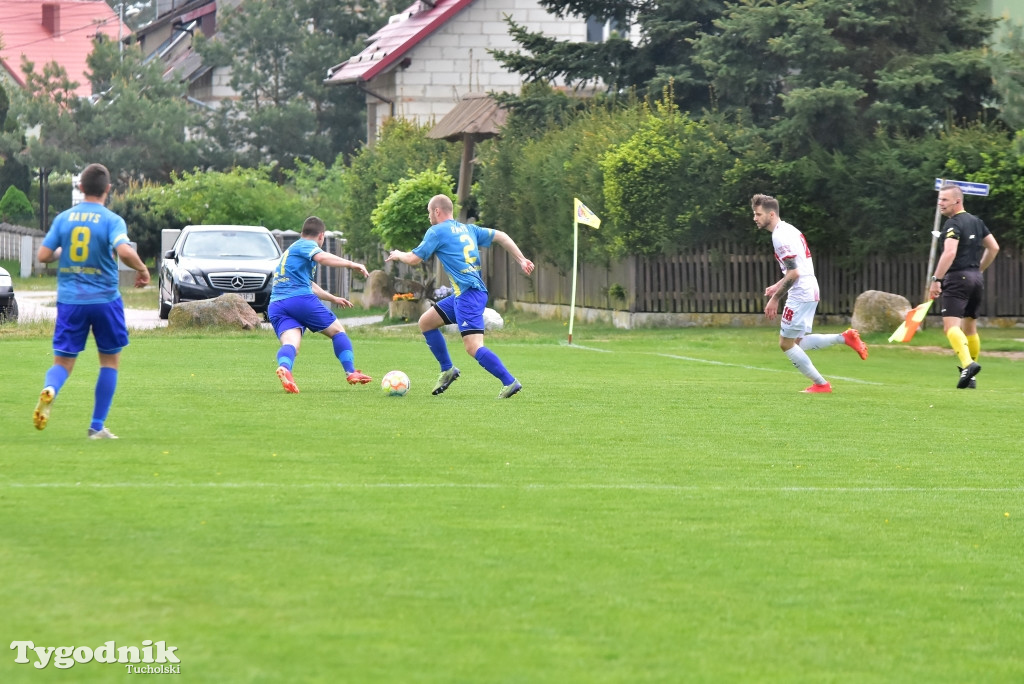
top-left (779, 299), bottom-right (818, 339)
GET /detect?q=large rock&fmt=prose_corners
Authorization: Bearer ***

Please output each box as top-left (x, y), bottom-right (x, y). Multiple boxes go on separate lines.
top-left (168, 293), bottom-right (262, 330)
top-left (851, 290), bottom-right (912, 333)
top-left (363, 270), bottom-right (394, 309)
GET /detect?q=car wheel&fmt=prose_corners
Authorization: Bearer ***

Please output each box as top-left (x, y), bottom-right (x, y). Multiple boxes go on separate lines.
top-left (158, 277), bottom-right (172, 319)
top-left (0, 298), bottom-right (17, 323)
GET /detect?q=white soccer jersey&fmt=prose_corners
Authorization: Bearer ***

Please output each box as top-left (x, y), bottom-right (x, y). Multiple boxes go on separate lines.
top-left (772, 220), bottom-right (819, 302)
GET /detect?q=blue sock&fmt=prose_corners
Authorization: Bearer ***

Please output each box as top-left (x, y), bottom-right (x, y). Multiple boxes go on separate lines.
top-left (333, 333), bottom-right (355, 373)
top-left (43, 365), bottom-right (70, 397)
top-left (277, 344), bottom-right (296, 370)
top-left (474, 346), bottom-right (514, 385)
top-left (423, 329), bottom-right (453, 371)
top-left (90, 367), bottom-right (118, 432)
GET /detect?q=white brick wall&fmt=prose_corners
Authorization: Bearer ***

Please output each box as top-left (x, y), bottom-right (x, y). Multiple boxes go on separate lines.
top-left (365, 0), bottom-right (632, 141)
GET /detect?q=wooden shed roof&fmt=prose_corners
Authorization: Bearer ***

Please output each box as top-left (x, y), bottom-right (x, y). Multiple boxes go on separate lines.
top-left (427, 93), bottom-right (506, 141)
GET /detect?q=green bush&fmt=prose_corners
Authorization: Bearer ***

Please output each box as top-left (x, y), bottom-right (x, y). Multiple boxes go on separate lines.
top-left (943, 125), bottom-right (1024, 248)
top-left (0, 185), bottom-right (34, 225)
top-left (151, 166), bottom-right (305, 230)
top-left (370, 164), bottom-right (455, 250)
top-left (477, 96), bottom-right (644, 271)
top-left (108, 182), bottom-right (184, 263)
top-left (335, 119), bottom-right (459, 267)
top-left (601, 101), bottom-right (767, 255)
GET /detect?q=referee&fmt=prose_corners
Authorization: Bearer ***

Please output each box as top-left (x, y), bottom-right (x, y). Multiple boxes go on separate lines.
top-left (928, 184), bottom-right (1000, 389)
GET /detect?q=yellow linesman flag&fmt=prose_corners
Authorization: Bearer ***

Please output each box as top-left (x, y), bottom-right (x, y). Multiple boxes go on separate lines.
top-left (574, 198), bottom-right (601, 229)
top-left (888, 300), bottom-right (933, 343)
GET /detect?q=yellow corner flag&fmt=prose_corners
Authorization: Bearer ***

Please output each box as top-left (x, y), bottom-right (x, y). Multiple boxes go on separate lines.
top-left (574, 198), bottom-right (601, 229)
top-left (888, 300), bottom-right (934, 343)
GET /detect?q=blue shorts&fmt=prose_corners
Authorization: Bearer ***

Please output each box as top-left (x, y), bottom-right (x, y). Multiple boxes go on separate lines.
top-left (269, 294), bottom-right (336, 337)
top-left (433, 289), bottom-right (487, 336)
top-left (53, 299), bottom-right (129, 356)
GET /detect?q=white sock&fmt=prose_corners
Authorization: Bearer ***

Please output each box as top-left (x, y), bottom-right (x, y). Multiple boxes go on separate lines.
top-left (785, 346), bottom-right (826, 384)
top-left (799, 333), bottom-right (843, 351)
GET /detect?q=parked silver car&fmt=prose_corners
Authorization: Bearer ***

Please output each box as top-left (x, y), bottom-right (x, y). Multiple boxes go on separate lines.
top-left (0, 266), bottom-right (18, 323)
top-left (158, 225), bottom-right (282, 320)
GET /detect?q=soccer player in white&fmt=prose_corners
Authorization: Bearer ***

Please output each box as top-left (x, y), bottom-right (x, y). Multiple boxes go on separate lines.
top-left (751, 194), bottom-right (868, 393)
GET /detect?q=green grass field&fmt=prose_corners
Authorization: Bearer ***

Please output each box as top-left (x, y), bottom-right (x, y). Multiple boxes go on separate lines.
top-left (2, 314), bottom-right (1023, 682)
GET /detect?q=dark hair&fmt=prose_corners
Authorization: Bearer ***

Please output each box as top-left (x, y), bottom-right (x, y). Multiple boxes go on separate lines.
top-left (301, 216), bottom-right (326, 238)
top-left (80, 164), bottom-right (111, 197)
top-left (751, 193), bottom-right (780, 214)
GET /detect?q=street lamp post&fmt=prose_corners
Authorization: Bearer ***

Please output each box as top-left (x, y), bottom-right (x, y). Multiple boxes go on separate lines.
top-left (38, 167), bottom-right (51, 232)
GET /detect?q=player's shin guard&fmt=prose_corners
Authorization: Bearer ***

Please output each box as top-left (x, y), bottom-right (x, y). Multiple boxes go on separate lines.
top-left (43, 364), bottom-right (70, 397)
top-left (967, 333), bottom-right (981, 361)
top-left (798, 333), bottom-right (841, 351)
top-left (91, 366), bottom-right (118, 432)
top-left (946, 326), bottom-right (973, 367)
top-left (333, 333), bottom-right (355, 373)
top-left (423, 329), bottom-right (453, 370)
top-left (474, 346), bottom-right (514, 385)
top-left (784, 346), bottom-right (826, 385)
top-left (277, 344), bottom-right (297, 371)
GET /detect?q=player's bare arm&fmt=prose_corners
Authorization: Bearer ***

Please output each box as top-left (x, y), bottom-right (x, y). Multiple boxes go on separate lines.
top-left (492, 231), bottom-right (535, 275)
top-left (929, 237), bottom-right (959, 297)
top-left (764, 259), bottom-right (798, 320)
top-left (314, 252), bottom-right (369, 278)
top-left (115, 243), bottom-right (150, 288)
top-left (980, 234), bottom-right (1000, 272)
top-left (775, 258), bottom-right (799, 299)
top-left (385, 250), bottom-right (423, 266)
top-left (311, 282), bottom-right (353, 308)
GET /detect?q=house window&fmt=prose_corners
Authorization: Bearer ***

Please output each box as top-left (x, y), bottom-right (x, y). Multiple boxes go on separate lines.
top-left (586, 16), bottom-right (623, 43)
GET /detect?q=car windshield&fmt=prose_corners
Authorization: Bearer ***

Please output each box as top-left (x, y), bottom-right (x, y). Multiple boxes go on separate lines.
top-left (180, 231), bottom-right (280, 259)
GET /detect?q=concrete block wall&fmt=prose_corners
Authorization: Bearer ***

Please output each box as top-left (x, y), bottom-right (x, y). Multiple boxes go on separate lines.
top-left (367, 0), bottom-right (633, 138)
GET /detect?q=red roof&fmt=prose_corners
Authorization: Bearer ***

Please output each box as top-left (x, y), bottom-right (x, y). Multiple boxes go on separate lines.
top-left (0, 0), bottom-right (122, 97)
top-left (325, 0), bottom-right (475, 85)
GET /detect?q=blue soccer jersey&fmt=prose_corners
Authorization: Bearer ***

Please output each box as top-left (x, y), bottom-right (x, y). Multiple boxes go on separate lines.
top-left (43, 202), bottom-right (131, 305)
top-left (412, 219), bottom-right (495, 295)
top-left (271, 238), bottom-right (323, 301)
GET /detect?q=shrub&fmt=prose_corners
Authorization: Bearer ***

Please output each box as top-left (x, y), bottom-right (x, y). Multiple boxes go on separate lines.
top-left (370, 164), bottom-right (455, 250)
top-left (336, 119), bottom-right (459, 267)
top-left (0, 185), bottom-right (34, 224)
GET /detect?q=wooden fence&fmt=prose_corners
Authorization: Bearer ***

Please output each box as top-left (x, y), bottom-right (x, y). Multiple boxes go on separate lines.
top-left (487, 241), bottom-right (1023, 317)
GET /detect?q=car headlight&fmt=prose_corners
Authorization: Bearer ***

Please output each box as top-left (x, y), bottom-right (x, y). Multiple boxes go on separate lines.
top-left (179, 270), bottom-right (198, 285)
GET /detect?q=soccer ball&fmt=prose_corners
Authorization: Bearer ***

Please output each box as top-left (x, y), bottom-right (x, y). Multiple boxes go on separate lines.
top-left (381, 370), bottom-right (410, 396)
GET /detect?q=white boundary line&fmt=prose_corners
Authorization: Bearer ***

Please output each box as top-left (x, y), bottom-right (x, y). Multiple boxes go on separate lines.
top-left (1, 482), bottom-right (1020, 493)
top-left (556, 343), bottom-right (883, 385)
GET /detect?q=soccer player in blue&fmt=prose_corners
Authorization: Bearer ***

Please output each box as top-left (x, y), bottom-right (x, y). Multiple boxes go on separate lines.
top-left (269, 216), bottom-right (372, 393)
top-left (386, 194), bottom-right (535, 399)
top-left (33, 163), bottom-right (151, 439)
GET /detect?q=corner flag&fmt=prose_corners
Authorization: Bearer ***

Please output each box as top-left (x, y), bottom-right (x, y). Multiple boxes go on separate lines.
top-left (888, 300), bottom-right (933, 343)
top-left (574, 198), bottom-right (601, 229)
top-left (568, 198), bottom-right (601, 344)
